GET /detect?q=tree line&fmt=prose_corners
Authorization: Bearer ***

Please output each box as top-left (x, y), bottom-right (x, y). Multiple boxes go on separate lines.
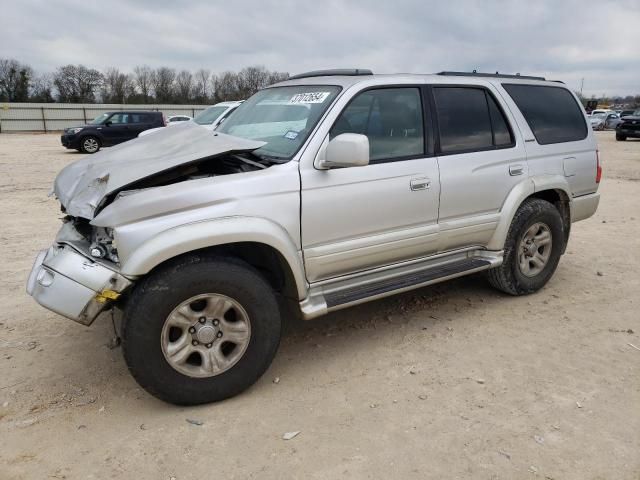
top-left (0, 58), bottom-right (289, 104)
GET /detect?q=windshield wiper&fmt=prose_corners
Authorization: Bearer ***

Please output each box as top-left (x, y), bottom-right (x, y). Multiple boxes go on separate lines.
top-left (249, 152), bottom-right (289, 165)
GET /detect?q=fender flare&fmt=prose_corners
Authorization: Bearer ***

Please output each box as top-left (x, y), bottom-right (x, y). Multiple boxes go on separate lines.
top-left (119, 216), bottom-right (308, 300)
top-left (487, 175), bottom-right (572, 250)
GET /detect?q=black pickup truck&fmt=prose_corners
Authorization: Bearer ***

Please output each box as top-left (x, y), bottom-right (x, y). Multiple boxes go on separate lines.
top-left (61, 111), bottom-right (165, 153)
top-left (616, 110), bottom-right (640, 141)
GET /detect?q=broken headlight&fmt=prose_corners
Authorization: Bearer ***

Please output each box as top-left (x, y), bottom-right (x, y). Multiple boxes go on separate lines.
top-left (89, 227), bottom-right (119, 263)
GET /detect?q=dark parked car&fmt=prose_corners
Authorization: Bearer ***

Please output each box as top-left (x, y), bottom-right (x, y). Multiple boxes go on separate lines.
top-left (616, 111), bottom-right (640, 141)
top-left (61, 111), bottom-right (165, 153)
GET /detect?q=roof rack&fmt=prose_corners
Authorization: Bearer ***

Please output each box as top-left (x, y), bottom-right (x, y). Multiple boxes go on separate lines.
top-left (288, 69), bottom-right (373, 80)
top-left (437, 70), bottom-right (546, 81)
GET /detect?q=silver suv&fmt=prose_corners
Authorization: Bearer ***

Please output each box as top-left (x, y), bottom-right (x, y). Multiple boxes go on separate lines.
top-left (27, 70), bottom-right (601, 404)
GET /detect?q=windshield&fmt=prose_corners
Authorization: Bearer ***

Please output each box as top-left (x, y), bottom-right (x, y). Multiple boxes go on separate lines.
top-left (217, 85), bottom-right (341, 160)
top-left (90, 113), bottom-right (110, 125)
top-left (592, 113), bottom-right (606, 119)
top-left (194, 106), bottom-right (229, 125)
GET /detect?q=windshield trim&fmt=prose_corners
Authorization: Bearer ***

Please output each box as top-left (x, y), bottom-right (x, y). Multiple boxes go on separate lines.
top-left (218, 84), bottom-right (343, 162)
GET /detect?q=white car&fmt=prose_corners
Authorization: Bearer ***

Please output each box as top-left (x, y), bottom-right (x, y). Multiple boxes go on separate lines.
top-left (139, 102), bottom-right (242, 137)
top-left (192, 101), bottom-right (243, 130)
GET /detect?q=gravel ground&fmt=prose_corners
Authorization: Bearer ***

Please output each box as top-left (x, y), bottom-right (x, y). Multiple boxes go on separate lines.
top-left (0, 132), bottom-right (639, 479)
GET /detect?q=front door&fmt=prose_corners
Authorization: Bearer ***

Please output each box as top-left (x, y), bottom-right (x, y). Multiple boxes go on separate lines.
top-left (101, 112), bottom-right (131, 145)
top-left (301, 87), bottom-right (440, 282)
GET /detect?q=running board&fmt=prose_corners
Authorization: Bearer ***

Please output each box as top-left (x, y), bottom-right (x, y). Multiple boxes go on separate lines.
top-left (300, 249), bottom-right (502, 320)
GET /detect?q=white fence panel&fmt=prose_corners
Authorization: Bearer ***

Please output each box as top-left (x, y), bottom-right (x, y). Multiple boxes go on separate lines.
top-left (0, 103), bottom-right (210, 133)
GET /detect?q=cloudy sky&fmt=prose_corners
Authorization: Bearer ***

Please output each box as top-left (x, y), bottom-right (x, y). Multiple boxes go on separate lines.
top-left (2, 0), bottom-right (639, 96)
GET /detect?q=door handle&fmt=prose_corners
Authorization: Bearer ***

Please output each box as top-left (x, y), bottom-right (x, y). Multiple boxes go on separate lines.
top-left (509, 164), bottom-right (525, 176)
top-left (410, 177), bottom-right (431, 191)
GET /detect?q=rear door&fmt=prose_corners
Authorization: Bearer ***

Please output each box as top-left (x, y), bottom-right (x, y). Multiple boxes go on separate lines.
top-left (301, 86), bottom-right (441, 282)
top-left (128, 113), bottom-right (152, 138)
top-left (430, 85), bottom-right (527, 251)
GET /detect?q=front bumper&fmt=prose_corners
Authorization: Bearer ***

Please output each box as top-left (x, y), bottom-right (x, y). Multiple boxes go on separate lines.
top-left (616, 126), bottom-right (640, 138)
top-left (26, 244), bottom-right (132, 325)
top-left (61, 134), bottom-right (80, 149)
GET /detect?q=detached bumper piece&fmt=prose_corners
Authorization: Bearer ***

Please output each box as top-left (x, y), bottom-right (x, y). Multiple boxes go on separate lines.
top-left (26, 244), bottom-right (132, 325)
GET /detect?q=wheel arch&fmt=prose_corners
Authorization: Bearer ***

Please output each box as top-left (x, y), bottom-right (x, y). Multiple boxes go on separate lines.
top-left (119, 217), bottom-right (308, 300)
top-left (488, 176), bottom-right (572, 251)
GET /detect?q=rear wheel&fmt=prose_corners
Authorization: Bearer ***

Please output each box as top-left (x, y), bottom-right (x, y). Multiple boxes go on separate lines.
top-left (80, 135), bottom-right (100, 153)
top-left (122, 256), bottom-right (282, 405)
top-left (616, 133), bottom-right (627, 141)
top-left (487, 198), bottom-right (564, 295)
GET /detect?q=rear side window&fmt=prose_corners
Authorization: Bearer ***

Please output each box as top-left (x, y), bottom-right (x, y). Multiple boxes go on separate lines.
top-left (503, 84), bottom-right (587, 145)
top-left (433, 87), bottom-right (514, 154)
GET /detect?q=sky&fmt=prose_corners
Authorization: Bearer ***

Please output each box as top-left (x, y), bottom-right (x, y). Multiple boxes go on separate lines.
top-left (1, 0), bottom-right (639, 97)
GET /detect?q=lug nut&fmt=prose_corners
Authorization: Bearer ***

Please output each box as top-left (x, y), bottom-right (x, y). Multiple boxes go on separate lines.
top-left (216, 332), bottom-right (223, 338)
top-left (206, 343), bottom-right (213, 348)
top-left (188, 327), bottom-right (196, 334)
top-left (199, 317), bottom-right (206, 324)
top-left (212, 319), bottom-right (219, 326)
top-left (192, 340), bottom-right (199, 346)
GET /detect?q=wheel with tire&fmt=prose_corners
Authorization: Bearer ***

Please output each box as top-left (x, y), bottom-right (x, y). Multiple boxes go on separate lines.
top-left (122, 256), bottom-right (281, 405)
top-left (487, 198), bottom-right (564, 296)
top-left (80, 135), bottom-right (101, 153)
top-left (616, 133), bottom-right (627, 141)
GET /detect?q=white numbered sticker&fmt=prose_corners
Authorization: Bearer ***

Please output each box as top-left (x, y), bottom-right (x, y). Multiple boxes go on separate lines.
top-left (289, 92), bottom-right (331, 104)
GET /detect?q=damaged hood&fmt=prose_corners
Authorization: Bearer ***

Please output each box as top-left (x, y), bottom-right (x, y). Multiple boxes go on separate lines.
top-left (54, 122), bottom-right (265, 219)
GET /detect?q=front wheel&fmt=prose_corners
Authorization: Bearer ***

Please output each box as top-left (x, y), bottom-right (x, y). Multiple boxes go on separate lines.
top-left (80, 135), bottom-right (101, 153)
top-left (487, 198), bottom-right (564, 295)
top-left (616, 133), bottom-right (627, 141)
top-left (122, 256), bottom-right (282, 405)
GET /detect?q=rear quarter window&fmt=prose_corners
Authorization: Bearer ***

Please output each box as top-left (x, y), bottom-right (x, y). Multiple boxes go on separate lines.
top-left (502, 84), bottom-right (587, 145)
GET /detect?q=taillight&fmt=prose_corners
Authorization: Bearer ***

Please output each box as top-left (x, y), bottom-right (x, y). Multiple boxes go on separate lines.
top-left (596, 149), bottom-right (602, 183)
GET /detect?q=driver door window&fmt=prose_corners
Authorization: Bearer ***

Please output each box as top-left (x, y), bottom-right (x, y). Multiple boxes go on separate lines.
top-left (330, 88), bottom-right (425, 163)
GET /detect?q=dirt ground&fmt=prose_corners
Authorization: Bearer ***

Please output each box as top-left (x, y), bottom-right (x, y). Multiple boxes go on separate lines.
top-left (0, 132), bottom-right (638, 480)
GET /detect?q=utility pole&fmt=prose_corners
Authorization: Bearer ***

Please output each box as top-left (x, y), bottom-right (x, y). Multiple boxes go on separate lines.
top-left (580, 78), bottom-right (584, 97)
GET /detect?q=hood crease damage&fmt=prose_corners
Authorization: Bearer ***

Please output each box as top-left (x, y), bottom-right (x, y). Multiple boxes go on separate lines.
top-left (54, 122), bottom-right (266, 219)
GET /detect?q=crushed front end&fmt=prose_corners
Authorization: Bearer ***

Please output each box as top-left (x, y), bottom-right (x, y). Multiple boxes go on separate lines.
top-left (26, 219), bottom-right (132, 326)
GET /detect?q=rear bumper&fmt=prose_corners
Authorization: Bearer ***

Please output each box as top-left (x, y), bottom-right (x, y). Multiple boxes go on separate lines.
top-left (26, 244), bottom-right (132, 325)
top-left (571, 192), bottom-right (600, 223)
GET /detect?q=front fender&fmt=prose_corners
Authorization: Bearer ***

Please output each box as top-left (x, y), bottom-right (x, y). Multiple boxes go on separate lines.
top-left (119, 216), bottom-right (308, 300)
top-left (487, 175), bottom-right (572, 250)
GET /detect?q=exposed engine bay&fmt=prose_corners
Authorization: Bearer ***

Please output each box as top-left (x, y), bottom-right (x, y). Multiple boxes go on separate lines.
top-left (60, 152), bottom-right (272, 263)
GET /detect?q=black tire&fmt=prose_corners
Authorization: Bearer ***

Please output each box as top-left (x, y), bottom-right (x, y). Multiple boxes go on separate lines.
top-left (79, 135), bottom-right (101, 153)
top-left (487, 198), bottom-right (564, 296)
top-left (616, 133), bottom-right (627, 141)
top-left (122, 256), bottom-right (281, 405)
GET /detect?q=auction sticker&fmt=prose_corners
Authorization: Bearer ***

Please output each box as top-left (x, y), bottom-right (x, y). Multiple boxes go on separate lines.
top-left (289, 92), bottom-right (331, 104)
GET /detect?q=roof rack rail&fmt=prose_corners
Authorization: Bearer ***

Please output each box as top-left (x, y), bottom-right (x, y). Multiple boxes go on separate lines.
top-left (437, 70), bottom-right (546, 81)
top-left (289, 69), bottom-right (373, 80)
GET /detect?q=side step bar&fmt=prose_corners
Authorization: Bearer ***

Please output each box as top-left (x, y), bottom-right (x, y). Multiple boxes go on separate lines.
top-left (300, 250), bottom-right (502, 320)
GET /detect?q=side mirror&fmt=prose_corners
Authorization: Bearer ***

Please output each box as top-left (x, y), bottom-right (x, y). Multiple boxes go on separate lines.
top-left (104, 120), bottom-right (112, 127)
top-left (317, 133), bottom-right (369, 169)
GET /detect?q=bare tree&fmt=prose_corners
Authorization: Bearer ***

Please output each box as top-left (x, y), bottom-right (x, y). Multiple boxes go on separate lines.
top-left (193, 68), bottom-right (211, 103)
top-left (133, 65), bottom-right (153, 103)
top-left (237, 66), bottom-right (270, 98)
top-left (175, 70), bottom-right (194, 103)
top-left (30, 72), bottom-right (54, 102)
top-left (152, 67), bottom-right (176, 103)
top-left (101, 67), bottom-right (134, 103)
top-left (212, 71), bottom-right (241, 102)
top-left (53, 64), bottom-right (103, 103)
top-left (0, 58), bottom-right (33, 102)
